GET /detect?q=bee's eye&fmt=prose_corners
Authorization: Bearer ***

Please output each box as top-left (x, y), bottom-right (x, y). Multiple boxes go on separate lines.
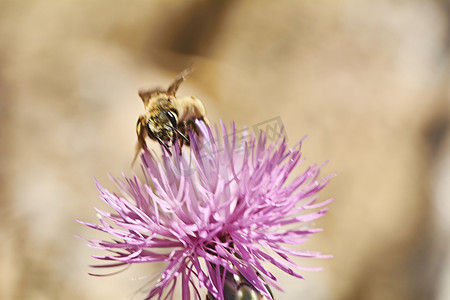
top-left (166, 111), bottom-right (177, 127)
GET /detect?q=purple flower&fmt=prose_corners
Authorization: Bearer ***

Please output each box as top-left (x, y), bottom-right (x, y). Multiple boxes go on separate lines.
top-left (79, 121), bottom-right (334, 300)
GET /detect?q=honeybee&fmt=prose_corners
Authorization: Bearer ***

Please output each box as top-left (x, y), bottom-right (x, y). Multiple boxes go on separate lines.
top-left (133, 68), bottom-right (208, 163)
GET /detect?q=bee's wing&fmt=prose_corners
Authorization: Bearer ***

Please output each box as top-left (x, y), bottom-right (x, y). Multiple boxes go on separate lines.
top-left (138, 87), bottom-right (164, 106)
top-left (167, 66), bottom-right (194, 96)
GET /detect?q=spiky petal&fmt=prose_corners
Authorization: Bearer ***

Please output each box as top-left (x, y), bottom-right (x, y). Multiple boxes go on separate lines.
top-left (79, 121), bottom-right (334, 299)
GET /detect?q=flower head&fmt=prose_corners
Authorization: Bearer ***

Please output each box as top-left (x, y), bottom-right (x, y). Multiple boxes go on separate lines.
top-left (79, 121), bottom-right (334, 299)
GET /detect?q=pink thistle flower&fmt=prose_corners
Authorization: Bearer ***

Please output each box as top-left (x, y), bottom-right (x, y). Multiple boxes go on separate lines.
top-left (79, 121), bottom-right (334, 300)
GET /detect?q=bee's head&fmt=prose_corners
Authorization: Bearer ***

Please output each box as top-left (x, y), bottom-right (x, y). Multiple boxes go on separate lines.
top-left (147, 110), bottom-right (178, 143)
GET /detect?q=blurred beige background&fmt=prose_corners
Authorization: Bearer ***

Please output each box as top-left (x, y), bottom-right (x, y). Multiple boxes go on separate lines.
top-left (1, 1), bottom-right (450, 299)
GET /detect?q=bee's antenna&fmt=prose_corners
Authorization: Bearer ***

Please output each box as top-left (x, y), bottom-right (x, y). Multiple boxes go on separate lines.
top-left (131, 144), bottom-right (141, 166)
top-left (155, 137), bottom-right (172, 155)
top-left (168, 125), bottom-right (190, 142)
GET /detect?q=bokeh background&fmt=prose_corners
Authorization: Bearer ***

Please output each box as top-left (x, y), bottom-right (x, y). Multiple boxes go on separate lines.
top-left (1, 1), bottom-right (450, 299)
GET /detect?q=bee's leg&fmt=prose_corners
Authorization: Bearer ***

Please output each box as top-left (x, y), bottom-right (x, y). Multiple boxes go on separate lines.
top-left (186, 119), bottom-right (201, 138)
top-left (132, 115), bottom-right (148, 165)
top-left (136, 115), bottom-right (148, 151)
top-left (177, 122), bottom-right (188, 149)
top-left (201, 116), bottom-right (210, 126)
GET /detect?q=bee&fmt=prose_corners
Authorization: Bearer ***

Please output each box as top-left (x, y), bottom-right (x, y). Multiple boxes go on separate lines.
top-left (133, 68), bottom-right (208, 163)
